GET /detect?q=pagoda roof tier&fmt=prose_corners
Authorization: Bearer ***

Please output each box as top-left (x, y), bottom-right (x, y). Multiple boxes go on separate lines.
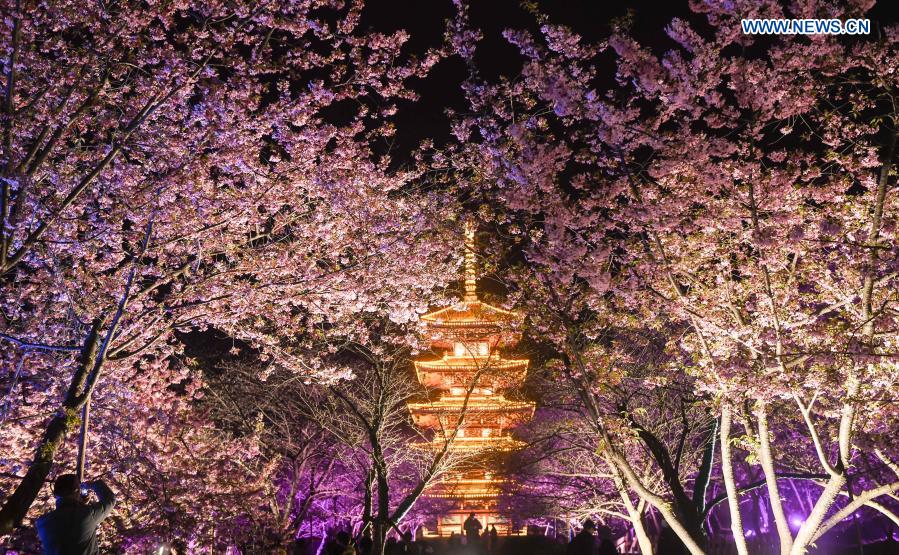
top-left (444, 469), bottom-right (504, 481)
top-left (425, 478), bottom-right (504, 500)
top-left (415, 372), bottom-right (525, 393)
top-left (426, 489), bottom-right (496, 501)
top-left (415, 412), bottom-right (531, 429)
top-left (408, 395), bottom-right (534, 415)
top-left (408, 397), bottom-right (535, 430)
top-left (415, 435), bottom-right (526, 453)
top-left (414, 356), bottom-right (528, 390)
top-left (421, 301), bottom-right (523, 348)
top-left (422, 300), bottom-right (521, 327)
top-left (432, 477), bottom-right (506, 487)
top-left (415, 355), bottom-right (528, 372)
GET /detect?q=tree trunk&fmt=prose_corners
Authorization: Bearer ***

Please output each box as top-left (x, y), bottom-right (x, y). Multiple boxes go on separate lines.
top-left (0, 322), bottom-right (101, 534)
top-left (720, 404), bottom-right (749, 555)
top-left (604, 447), bottom-right (707, 555)
top-left (609, 461), bottom-right (654, 555)
top-left (371, 468), bottom-right (391, 555)
top-left (791, 375), bottom-right (858, 555)
top-left (626, 415), bottom-right (708, 550)
top-left (371, 519), bottom-right (388, 555)
top-left (359, 467), bottom-right (374, 550)
top-left (756, 402), bottom-right (793, 555)
top-left (790, 475), bottom-right (845, 555)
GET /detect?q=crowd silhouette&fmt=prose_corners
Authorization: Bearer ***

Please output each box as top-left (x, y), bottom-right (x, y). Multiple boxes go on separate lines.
top-left (319, 516), bottom-right (621, 555)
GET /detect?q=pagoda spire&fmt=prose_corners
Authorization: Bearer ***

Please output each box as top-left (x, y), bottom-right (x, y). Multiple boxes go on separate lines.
top-left (463, 221), bottom-right (478, 304)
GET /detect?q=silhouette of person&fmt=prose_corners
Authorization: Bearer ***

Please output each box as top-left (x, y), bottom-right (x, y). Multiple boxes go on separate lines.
top-left (35, 474), bottom-right (115, 555)
top-left (566, 519), bottom-right (598, 555)
top-left (656, 522), bottom-right (687, 555)
top-left (400, 530), bottom-right (415, 554)
top-left (449, 530), bottom-right (461, 548)
top-left (326, 531), bottom-right (354, 555)
top-left (357, 533), bottom-right (373, 555)
top-left (597, 525), bottom-right (618, 555)
top-left (463, 512), bottom-right (483, 544)
top-left (488, 525), bottom-right (498, 552)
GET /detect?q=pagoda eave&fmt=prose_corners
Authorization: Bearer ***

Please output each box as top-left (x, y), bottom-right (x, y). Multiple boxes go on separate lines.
top-left (426, 331), bottom-right (522, 350)
top-left (420, 300), bottom-right (522, 325)
top-left (416, 373), bottom-right (527, 391)
top-left (414, 357), bottom-right (529, 372)
top-left (408, 398), bottom-right (535, 414)
top-left (410, 407), bottom-right (535, 430)
top-left (414, 436), bottom-right (526, 452)
top-left (414, 358), bottom-right (529, 391)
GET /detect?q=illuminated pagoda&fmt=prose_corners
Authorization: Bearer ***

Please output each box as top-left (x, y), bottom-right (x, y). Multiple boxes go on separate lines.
top-left (409, 223), bottom-right (535, 537)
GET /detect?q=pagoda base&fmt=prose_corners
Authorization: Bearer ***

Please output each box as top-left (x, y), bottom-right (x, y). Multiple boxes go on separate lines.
top-left (420, 502), bottom-right (526, 538)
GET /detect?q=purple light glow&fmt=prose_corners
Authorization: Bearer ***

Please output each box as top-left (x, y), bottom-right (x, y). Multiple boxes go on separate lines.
top-left (789, 515), bottom-right (805, 528)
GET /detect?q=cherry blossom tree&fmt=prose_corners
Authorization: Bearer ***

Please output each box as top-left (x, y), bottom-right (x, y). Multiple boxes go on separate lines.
top-left (442, 0), bottom-right (899, 553)
top-left (0, 0), bottom-right (453, 543)
top-left (197, 357), bottom-right (350, 551)
top-left (511, 402), bottom-right (663, 555)
top-left (603, 3), bottom-right (899, 553)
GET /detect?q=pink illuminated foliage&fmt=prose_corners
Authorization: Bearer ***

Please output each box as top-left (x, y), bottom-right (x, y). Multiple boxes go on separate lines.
top-left (0, 0), bottom-right (455, 548)
top-left (443, 0), bottom-right (899, 553)
top-left (1, 0), bottom-right (898, 552)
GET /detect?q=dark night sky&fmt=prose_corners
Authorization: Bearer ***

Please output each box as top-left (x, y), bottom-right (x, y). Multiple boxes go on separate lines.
top-left (359, 0), bottom-right (698, 157)
top-left (359, 0), bottom-right (899, 159)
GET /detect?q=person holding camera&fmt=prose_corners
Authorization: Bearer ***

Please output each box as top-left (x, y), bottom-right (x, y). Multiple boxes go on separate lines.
top-left (35, 474), bottom-right (116, 555)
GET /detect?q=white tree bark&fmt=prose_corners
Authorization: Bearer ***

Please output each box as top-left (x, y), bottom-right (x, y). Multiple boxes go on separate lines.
top-left (720, 404), bottom-right (749, 555)
top-left (790, 374), bottom-right (858, 555)
top-left (810, 481), bottom-right (899, 543)
top-left (756, 402), bottom-right (793, 555)
top-left (609, 460), bottom-right (654, 555)
top-left (605, 447), bottom-right (706, 555)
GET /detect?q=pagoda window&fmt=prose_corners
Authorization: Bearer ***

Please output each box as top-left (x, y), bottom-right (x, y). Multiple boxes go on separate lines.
top-left (453, 342), bottom-right (490, 357)
top-left (450, 387), bottom-right (465, 396)
top-left (481, 428), bottom-right (492, 437)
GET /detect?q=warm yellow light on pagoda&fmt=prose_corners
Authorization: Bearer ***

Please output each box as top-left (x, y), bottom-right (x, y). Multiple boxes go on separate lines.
top-left (407, 222), bottom-right (536, 537)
